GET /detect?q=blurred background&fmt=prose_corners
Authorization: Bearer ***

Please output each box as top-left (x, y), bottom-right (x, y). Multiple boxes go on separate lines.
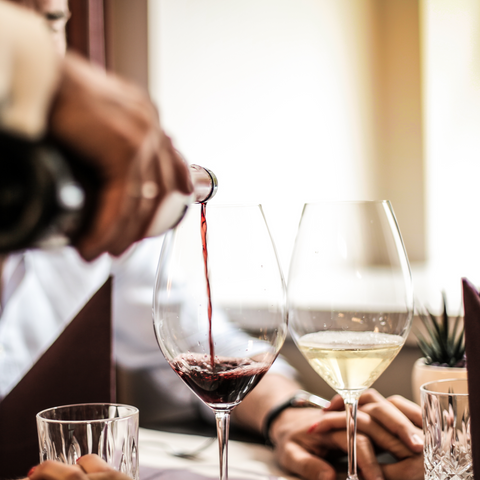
top-left (70, 0), bottom-right (480, 400)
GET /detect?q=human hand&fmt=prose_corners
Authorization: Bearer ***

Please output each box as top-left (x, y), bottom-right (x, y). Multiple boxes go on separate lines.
top-left (268, 390), bottom-right (423, 480)
top-left (327, 389), bottom-right (424, 480)
top-left (27, 455), bottom-right (131, 480)
top-left (270, 406), bottom-right (409, 480)
top-left (48, 53), bottom-right (192, 261)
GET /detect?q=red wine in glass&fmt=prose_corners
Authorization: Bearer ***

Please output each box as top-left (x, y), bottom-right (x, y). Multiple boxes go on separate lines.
top-left (170, 353), bottom-right (269, 406)
top-left (154, 203), bottom-right (287, 480)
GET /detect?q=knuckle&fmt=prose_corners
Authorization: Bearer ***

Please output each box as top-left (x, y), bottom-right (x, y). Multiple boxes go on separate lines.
top-left (356, 409), bottom-right (373, 426)
top-left (111, 470), bottom-right (127, 480)
top-left (367, 402), bottom-right (383, 416)
top-left (388, 394), bottom-right (404, 404)
top-left (363, 388), bottom-right (381, 401)
top-left (62, 470), bottom-right (84, 480)
top-left (355, 434), bottom-right (371, 449)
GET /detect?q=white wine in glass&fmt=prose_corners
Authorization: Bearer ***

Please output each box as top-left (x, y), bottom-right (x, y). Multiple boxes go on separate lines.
top-left (287, 201), bottom-right (414, 480)
top-left (153, 204), bottom-right (288, 480)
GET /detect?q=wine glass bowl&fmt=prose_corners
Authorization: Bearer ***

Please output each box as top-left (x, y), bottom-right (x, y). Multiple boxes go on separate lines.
top-left (287, 201), bottom-right (414, 479)
top-left (153, 203), bottom-right (287, 479)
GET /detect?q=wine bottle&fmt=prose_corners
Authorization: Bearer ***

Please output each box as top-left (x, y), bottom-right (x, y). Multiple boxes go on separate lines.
top-left (0, 130), bottom-right (218, 253)
top-left (146, 163), bottom-right (218, 237)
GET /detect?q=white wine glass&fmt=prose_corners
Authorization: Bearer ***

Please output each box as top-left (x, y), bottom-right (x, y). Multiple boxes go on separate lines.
top-left (287, 201), bottom-right (414, 480)
top-left (153, 203), bottom-right (288, 480)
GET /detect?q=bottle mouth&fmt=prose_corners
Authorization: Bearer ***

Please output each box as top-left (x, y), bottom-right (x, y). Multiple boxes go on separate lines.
top-left (203, 167), bottom-right (218, 201)
top-left (190, 164), bottom-right (218, 203)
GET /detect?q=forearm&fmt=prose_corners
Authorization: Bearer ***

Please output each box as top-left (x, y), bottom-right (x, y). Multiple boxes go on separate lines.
top-left (232, 373), bottom-right (302, 434)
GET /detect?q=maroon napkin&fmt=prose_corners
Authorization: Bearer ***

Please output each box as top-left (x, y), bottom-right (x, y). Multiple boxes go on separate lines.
top-left (462, 277), bottom-right (480, 477)
top-left (0, 278), bottom-right (114, 480)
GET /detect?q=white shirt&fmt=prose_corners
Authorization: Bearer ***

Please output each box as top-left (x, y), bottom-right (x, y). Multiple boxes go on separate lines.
top-left (0, 237), bottom-right (295, 421)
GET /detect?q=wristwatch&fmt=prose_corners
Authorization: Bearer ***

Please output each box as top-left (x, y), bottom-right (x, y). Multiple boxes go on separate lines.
top-left (262, 390), bottom-right (330, 445)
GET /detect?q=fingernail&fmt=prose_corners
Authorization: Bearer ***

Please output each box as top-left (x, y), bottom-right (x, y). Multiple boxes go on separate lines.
top-left (28, 467), bottom-right (36, 477)
top-left (307, 422), bottom-right (319, 434)
top-left (412, 433), bottom-right (423, 446)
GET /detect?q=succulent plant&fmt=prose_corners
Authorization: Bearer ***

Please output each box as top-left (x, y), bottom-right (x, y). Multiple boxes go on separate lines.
top-left (416, 293), bottom-right (466, 368)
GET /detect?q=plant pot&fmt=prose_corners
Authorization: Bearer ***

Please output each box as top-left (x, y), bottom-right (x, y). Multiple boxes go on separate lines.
top-left (411, 357), bottom-right (468, 405)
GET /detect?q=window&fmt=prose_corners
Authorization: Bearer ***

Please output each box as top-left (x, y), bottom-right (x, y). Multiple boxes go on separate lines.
top-left (145, 0), bottom-right (480, 312)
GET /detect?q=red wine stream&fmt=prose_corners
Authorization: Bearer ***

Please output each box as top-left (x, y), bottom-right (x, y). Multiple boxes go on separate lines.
top-left (170, 204), bottom-right (270, 406)
top-left (201, 203), bottom-right (215, 369)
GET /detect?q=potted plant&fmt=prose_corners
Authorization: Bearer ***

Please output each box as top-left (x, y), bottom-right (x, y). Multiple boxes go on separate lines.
top-left (411, 293), bottom-right (467, 404)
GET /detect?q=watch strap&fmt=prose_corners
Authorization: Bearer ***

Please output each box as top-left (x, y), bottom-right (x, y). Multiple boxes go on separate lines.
top-left (262, 390), bottom-right (329, 445)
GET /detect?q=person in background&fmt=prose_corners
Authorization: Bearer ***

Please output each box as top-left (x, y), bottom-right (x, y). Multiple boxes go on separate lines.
top-left (0, 2), bottom-right (424, 480)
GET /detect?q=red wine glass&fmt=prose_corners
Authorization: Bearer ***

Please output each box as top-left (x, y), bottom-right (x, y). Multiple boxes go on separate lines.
top-left (153, 204), bottom-right (288, 480)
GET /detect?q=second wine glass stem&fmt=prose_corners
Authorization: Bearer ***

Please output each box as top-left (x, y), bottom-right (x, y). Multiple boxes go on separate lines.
top-left (215, 410), bottom-right (231, 480)
top-left (344, 395), bottom-right (359, 480)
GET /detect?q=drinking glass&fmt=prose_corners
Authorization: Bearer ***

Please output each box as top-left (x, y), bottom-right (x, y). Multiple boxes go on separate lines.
top-left (287, 201), bottom-right (414, 480)
top-left (422, 378), bottom-right (472, 480)
top-left (153, 204), bottom-right (288, 480)
top-left (36, 403), bottom-right (139, 479)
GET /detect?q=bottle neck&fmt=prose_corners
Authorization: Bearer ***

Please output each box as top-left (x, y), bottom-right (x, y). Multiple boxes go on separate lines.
top-left (145, 164), bottom-right (218, 238)
top-left (190, 164), bottom-right (218, 203)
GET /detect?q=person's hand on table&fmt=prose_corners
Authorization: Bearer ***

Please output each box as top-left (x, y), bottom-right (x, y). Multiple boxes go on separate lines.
top-left (268, 389), bottom-right (423, 480)
top-left (327, 389), bottom-right (424, 480)
top-left (49, 53), bottom-right (193, 261)
top-left (27, 454), bottom-right (130, 480)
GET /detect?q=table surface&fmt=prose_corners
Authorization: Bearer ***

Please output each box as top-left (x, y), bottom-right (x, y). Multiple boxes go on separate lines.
top-left (139, 428), bottom-right (347, 480)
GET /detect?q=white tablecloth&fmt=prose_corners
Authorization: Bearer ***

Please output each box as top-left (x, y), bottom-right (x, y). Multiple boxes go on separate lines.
top-left (138, 428), bottom-right (296, 480)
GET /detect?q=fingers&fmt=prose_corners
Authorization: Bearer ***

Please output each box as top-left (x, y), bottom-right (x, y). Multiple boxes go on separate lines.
top-left (311, 411), bottom-right (413, 459)
top-left (50, 53), bottom-right (192, 261)
top-left (272, 401), bottom-right (422, 480)
top-left (276, 440), bottom-right (337, 480)
top-left (359, 389), bottom-right (386, 405)
top-left (328, 390), bottom-right (423, 455)
top-left (381, 453), bottom-right (424, 480)
top-left (360, 399), bottom-right (423, 454)
top-left (161, 134), bottom-right (192, 196)
top-left (324, 394), bottom-right (344, 411)
top-left (327, 389), bottom-right (387, 412)
top-left (358, 389), bottom-right (422, 429)
top-left (387, 395), bottom-right (422, 428)
top-left (28, 457), bottom-right (130, 480)
top-left (355, 433), bottom-right (385, 480)
top-left (76, 455), bottom-right (113, 473)
top-left (76, 457), bottom-right (130, 480)
top-left (29, 461), bottom-right (85, 480)
top-left (310, 429), bottom-right (385, 480)
top-left (89, 133), bottom-right (163, 258)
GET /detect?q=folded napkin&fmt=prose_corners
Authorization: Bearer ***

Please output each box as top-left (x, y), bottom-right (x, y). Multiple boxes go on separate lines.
top-left (462, 278), bottom-right (480, 477)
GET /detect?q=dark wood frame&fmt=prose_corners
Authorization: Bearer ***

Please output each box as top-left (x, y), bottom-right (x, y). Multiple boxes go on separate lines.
top-left (67, 0), bottom-right (106, 67)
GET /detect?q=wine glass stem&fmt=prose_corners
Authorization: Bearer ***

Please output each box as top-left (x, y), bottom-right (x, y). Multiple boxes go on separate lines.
top-left (344, 395), bottom-right (359, 480)
top-left (215, 410), bottom-right (231, 480)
